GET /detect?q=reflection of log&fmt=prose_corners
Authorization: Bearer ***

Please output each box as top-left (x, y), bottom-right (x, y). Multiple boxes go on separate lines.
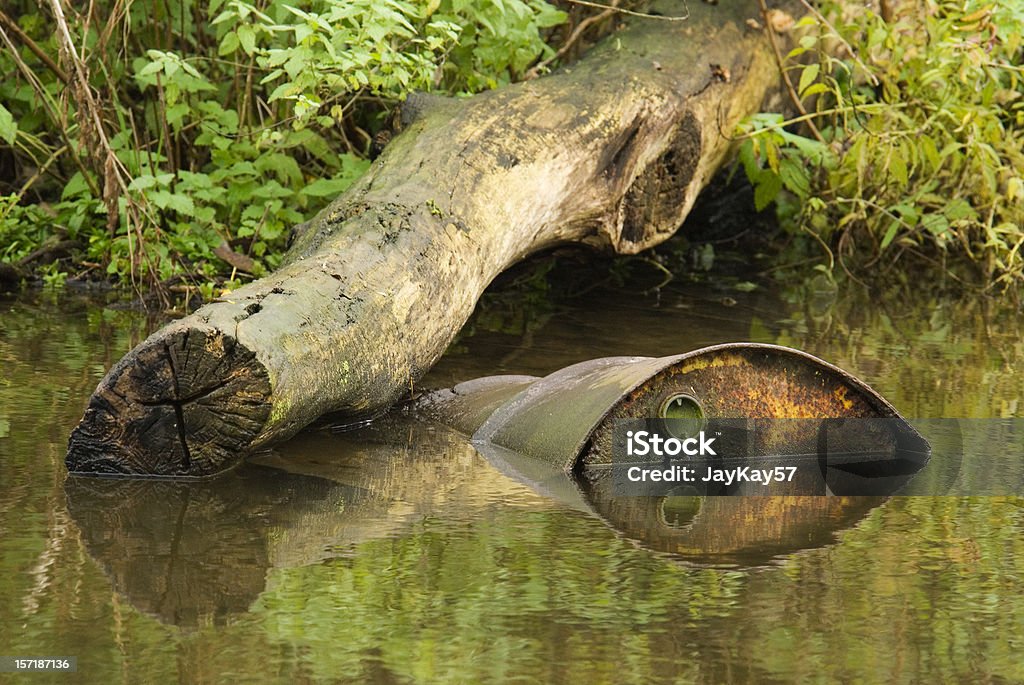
top-left (65, 419), bottom-right (559, 626)
top-left (67, 0), bottom-right (793, 476)
top-left (64, 465), bottom-right (318, 626)
top-left (66, 417), bottom-right (890, 626)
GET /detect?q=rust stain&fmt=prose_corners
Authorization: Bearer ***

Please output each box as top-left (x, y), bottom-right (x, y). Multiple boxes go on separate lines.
top-left (585, 346), bottom-right (887, 465)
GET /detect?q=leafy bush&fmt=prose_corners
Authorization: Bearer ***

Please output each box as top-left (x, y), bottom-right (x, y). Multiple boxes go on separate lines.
top-left (0, 0), bottom-right (566, 296)
top-left (737, 0), bottom-right (1024, 291)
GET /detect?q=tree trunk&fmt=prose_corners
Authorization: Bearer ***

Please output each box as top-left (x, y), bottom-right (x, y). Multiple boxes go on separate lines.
top-left (67, 0), bottom-right (794, 476)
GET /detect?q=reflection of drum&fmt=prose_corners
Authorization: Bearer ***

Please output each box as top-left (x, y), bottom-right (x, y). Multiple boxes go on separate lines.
top-left (582, 487), bottom-right (888, 565)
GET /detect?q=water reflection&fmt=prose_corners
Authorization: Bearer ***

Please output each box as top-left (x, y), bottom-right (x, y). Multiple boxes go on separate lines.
top-left (64, 419), bottom-right (557, 627)
top-left (66, 415), bottom-right (911, 627)
top-left (583, 486), bottom-right (886, 564)
top-left (65, 466), bottom-right (309, 626)
top-left (5, 280), bottom-right (1024, 683)
top-left (477, 440), bottom-right (903, 565)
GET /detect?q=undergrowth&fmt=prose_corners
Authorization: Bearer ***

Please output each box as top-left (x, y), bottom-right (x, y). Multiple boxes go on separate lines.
top-left (737, 0), bottom-right (1024, 292)
top-left (4, 1), bottom-right (1019, 300)
top-left (0, 0), bottom-right (569, 300)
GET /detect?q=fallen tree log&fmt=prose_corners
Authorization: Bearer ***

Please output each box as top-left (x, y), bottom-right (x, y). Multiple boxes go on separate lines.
top-left (67, 0), bottom-right (794, 477)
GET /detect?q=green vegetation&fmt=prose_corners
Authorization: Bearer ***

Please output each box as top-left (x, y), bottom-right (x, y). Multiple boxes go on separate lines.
top-left (738, 1), bottom-right (1024, 291)
top-left (0, 0), bottom-right (566, 296)
top-left (3, 0), bottom-right (1021, 297)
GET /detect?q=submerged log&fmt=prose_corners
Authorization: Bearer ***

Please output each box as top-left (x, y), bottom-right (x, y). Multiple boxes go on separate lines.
top-left (68, 0), bottom-right (794, 476)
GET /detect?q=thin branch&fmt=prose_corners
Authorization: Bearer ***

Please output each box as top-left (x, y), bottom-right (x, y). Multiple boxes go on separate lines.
top-left (0, 8), bottom-right (70, 84)
top-left (836, 229), bottom-right (869, 287)
top-left (47, 0), bottom-right (131, 225)
top-left (796, 0), bottom-right (879, 86)
top-left (802, 224), bottom-right (835, 270)
top-left (15, 144), bottom-right (69, 202)
top-left (563, 0), bottom-right (689, 21)
top-left (734, 102), bottom-right (907, 141)
top-left (757, 0), bottom-right (825, 144)
top-left (525, 0), bottom-right (620, 79)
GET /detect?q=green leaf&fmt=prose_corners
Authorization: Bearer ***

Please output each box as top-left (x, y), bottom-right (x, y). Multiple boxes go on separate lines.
top-left (798, 63), bottom-right (820, 98)
top-left (260, 68), bottom-right (286, 85)
top-left (890, 203), bottom-right (919, 226)
top-left (129, 175), bottom-right (158, 191)
top-left (534, 6), bottom-right (567, 27)
top-left (754, 172), bottom-right (783, 211)
top-left (211, 9), bottom-right (236, 25)
top-left (781, 132), bottom-right (832, 169)
top-left (297, 130), bottom-right (335, 165)
top-left (366, 22), bottom-right (388, 43)
top-left (737, 139), bottom-right (761, 182)
top-left (148, 190), bottom-right (195, 215)
top-left (302, 176), bottom-right (355, 197)
top-left (165, 193), bottom-right (195, 214)
top-left (137, 60), bottom-right (164, 78)
top-left (238, 25), bottom-right (257, 55)
top-left (880, 220), bottom-right (900, 249)
top-left (61, 172), bottom-right (91, 200)
top-left (268, 82), bottom-right (299, 102)
top-left (283, 5), bottom-right (313, 21)
top-left (165, 103), bottom-right (190, 127)
top-left (779, 156), bottom-right (810, 199)
top-left (944, 198), bottom-right (977, 222)
top-left (922, 213), bottom-right (950, 236)
top-left (255, 153), bottom-right (303, 185)
top-left (219, 30), bottom-right (240, 55)
top-left (920, 136), bottom-right (940, 170)
top-left (800, 83), bottom-right (830, 98)
top-left (0, 104), bottom-right (17, 145)
top-left (889, 149), bottom-right (908, 186)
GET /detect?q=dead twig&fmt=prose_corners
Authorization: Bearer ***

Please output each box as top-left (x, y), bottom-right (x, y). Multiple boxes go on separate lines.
top-left (46, 0), bottom-right (129, 232)
top-left (525, 1), bottom-right (620, 80)
top-left (564, 0), bottom-right (688, 21)
top-left (0, 9), bottom-right (70, 84)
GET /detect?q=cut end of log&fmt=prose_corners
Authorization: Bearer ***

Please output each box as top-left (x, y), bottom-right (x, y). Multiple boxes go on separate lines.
top-left (66, 328), bottom-right (272, 477)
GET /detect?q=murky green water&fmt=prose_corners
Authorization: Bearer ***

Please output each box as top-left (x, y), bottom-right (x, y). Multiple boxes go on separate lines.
top-left (1, 281), bottom-right (1023, 684)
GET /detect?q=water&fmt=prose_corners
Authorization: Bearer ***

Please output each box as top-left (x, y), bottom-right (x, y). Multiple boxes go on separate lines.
top-left (1, 281), bottom-right (1022, 683)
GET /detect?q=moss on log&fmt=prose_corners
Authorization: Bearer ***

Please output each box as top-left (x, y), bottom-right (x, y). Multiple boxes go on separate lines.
top-left (68, 0), bottom-right (793, 476)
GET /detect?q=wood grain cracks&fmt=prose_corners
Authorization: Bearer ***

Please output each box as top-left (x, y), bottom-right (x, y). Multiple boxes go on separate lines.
top-left (67, 329), bottom-right (273, 476)
top-left (164, 342), bottom-right (191, 471)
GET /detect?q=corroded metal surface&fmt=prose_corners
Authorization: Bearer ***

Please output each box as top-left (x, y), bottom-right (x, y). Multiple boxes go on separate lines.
top-left (414, 343), bottom-right (928, 474)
